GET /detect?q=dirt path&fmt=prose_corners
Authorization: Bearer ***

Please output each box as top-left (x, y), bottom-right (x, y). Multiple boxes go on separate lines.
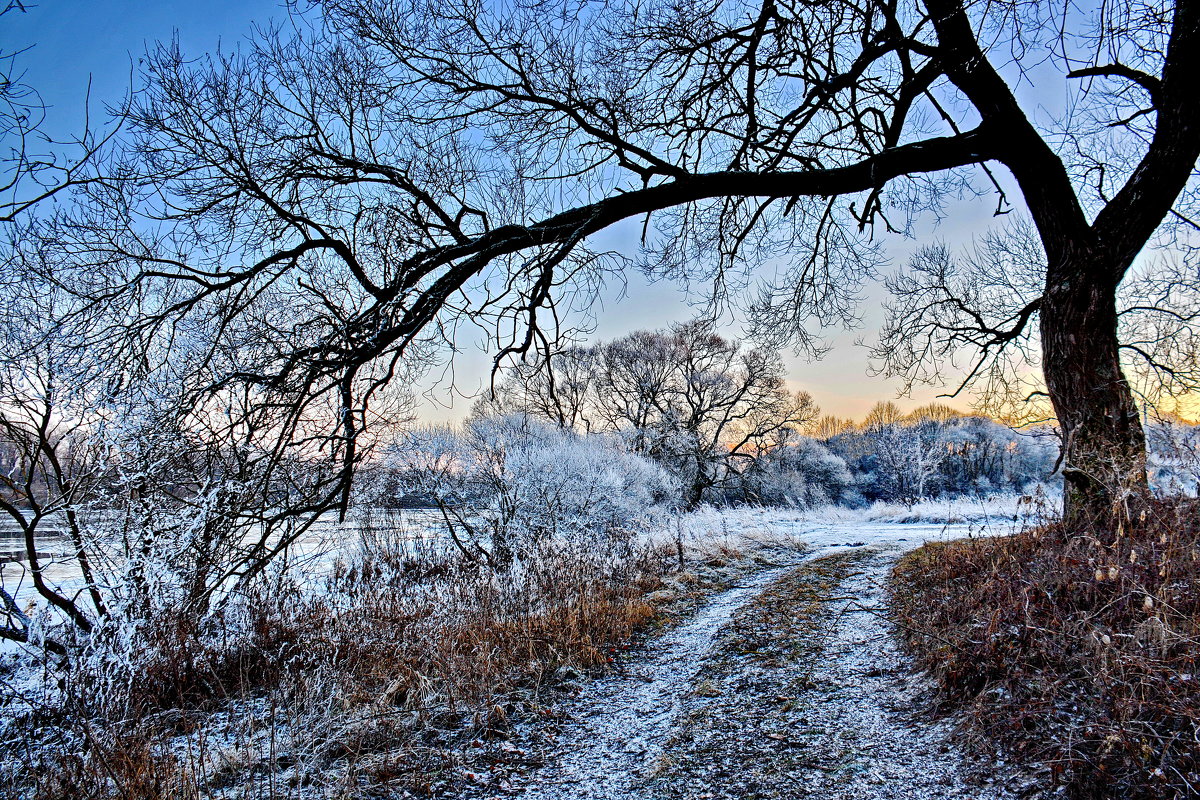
top-left (489, 538), bottom-right (1033, 800)
top-left (504, 560), bottom-right (803, 800)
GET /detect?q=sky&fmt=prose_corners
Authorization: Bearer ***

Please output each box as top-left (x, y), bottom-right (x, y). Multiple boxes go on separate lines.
top-left (2, 0), bottom-right (1011, 424)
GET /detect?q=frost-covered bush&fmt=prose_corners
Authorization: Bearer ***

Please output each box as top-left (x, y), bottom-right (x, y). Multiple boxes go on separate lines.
top-left (936, 416), bottom-right (1057, 495)
top-left (729, 436), bottom-right (854, 507)
top-left (1147, 417), bottom-right (1200, 496)
top-left (388, 414), bottom-right (680, 567)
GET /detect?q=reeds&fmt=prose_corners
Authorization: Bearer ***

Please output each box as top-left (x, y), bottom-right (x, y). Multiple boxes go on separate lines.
top-left (890, 498), bottom-right (1200, 799)
top-left (5, 509), bottom-right (771, 798)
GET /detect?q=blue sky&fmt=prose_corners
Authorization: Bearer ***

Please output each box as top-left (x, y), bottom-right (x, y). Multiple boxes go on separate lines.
top-left (2, 0), bottom-right (999, 423)
top-left (1, 1), bottom-right (283, 119)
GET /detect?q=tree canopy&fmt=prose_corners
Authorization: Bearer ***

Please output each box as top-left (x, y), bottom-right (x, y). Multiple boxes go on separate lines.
top-left (6, 0), bottom-right (1200, 525)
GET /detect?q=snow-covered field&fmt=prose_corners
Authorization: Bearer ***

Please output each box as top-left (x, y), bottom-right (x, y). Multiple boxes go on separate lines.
top-left (0, 507), bottom-right (445, 613)
top-left (661, 492), bottom-right (1042, 557)
top-left (1, 499), bottom-right (1048, 798)
top-left (1, 494), bottom-right (1044, 615)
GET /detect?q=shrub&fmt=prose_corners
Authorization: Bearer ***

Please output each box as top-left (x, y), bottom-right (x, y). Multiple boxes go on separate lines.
top-left (11, 511), bottom-right (682, 798)
top-left (730, 436), bottom-right (854, 507)
top-left (890, 499), bottom-right (1200, 799)
top-left (386, 414), bottom-right (680, 567)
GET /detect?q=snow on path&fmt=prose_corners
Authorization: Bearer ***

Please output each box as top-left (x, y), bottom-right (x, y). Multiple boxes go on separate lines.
top-left (500, 518), bottom-right (1031, 800)
top-left (506, 558), bottom-right (808, 800)
top-left (756, 545), bottom-right (1024, 799)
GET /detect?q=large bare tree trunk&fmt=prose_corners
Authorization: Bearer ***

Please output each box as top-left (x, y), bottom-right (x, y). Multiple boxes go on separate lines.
top-left (1040, 256), bottom-right (1149, 527)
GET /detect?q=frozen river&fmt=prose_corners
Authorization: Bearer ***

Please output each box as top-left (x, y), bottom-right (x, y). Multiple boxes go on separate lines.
top-left (0, 506), bottom-right (448, 614)
top-left (1, 496), bottom-right (1035, 650)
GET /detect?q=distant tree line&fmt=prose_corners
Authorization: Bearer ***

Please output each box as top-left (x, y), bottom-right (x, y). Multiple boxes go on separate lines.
top-left (384, 322), bottom-right (1063, 514)
top-left (1147, 414), bottom-right (1200, 496)
top-left (823, 402), bottom-right (1058, 506)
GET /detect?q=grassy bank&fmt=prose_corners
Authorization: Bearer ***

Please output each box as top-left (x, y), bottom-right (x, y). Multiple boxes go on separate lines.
top-left (889, 501), bottom-right (1200, 799)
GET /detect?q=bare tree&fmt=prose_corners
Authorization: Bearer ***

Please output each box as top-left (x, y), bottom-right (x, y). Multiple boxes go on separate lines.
top-left (0, 357), bottom-right (107, 653)
top-left (809, 415), bottom-right (857, 440)
top-left (862, 401), bottom-right (908, 430)
top-left (19, 0), bottom-right (1200, 528)
top-left (475, 345), bottom-right (599, 431)
top-left (0, 2), bottom-right (115, 221)
top-left (487, 320), bottom-right (818, 505)
top-left (0, 3), bottom-right (141, 653)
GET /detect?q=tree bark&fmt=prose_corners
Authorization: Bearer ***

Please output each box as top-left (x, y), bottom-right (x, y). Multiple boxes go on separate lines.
top-left (1040, 253), bottom-right (1149, 528)
top-left (925, 0), bottom-right (1200, 530)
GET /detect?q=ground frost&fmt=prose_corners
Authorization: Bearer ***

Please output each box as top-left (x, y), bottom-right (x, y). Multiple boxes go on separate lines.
top-left (492, 522), bottom-right (1035, 800)
top-left (505, 561), bottom-right (803, 800)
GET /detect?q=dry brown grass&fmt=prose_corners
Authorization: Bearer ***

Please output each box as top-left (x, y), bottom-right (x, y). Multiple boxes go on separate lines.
top-left (890, 499), bottom-right (1200, 799)
top-left (303, 540), bottom-right (673, 728)
top-left (7, 525), bottom-right (728, 798)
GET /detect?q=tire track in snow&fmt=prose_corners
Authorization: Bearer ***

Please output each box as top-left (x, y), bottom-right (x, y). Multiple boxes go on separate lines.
top-left (494, 526), bottom-right (1037, 800)
top-left (505, 558), bottom-right (809, 800)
